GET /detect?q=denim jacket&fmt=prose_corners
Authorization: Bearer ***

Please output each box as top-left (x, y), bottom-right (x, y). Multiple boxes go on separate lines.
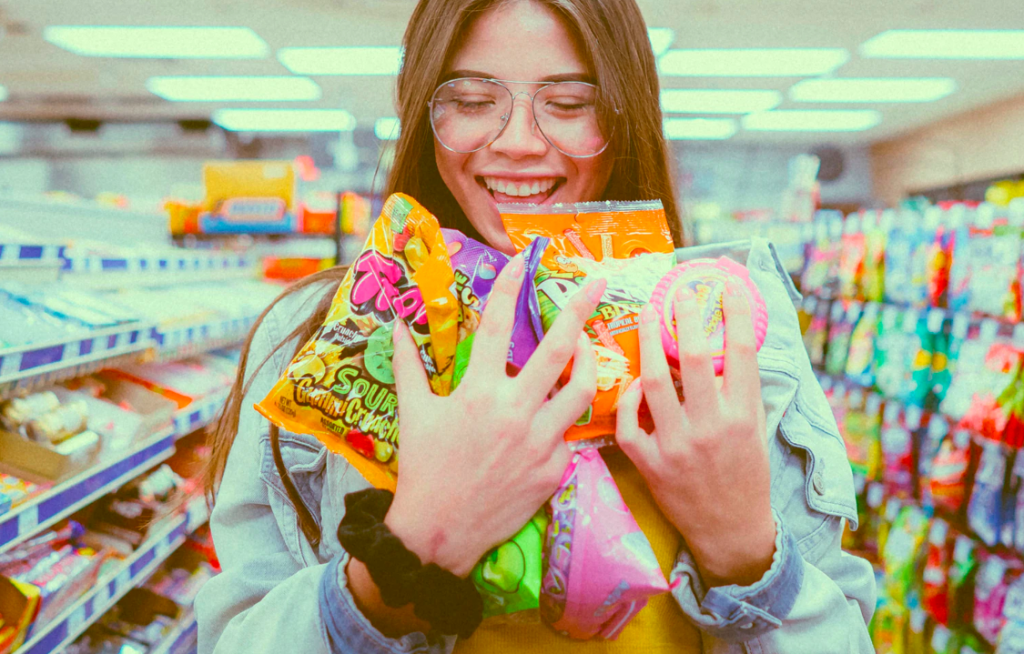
top-left (196, 238), bottom-right (877, 654)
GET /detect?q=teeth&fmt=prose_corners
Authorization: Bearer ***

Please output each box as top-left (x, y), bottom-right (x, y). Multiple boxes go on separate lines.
top-left (483, 177), bottom-right (558, 198)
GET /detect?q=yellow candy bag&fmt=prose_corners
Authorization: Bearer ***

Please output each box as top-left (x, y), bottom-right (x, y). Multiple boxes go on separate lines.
top-left (256, 193), bottom-right (459, 489)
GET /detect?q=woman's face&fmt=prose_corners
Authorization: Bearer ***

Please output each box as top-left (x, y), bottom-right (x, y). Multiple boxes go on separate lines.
top-left (434, 0), bottom-right (614, 254)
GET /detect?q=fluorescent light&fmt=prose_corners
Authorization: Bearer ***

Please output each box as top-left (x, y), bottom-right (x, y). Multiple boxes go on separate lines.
top-left (147, 76), bottom-right (321, 102)
top-left (661, 89), bottom-right (781, 114)
top-left (663, 118), bottom-right (737, 140)
top-left (43, 26), bottom-right (268, 59)
top-left (659, 48), bottom-right (848, 77)
top-left (278, 47), bottom-right (402, 75)
top-left (0, 85), bottom-right (7, 102)
top-left (790, 78), bottom-right (956, 103)
top-left (862, 30), bottom-right (1024, 59)
top-left (375, 117), bottom-right (400, 140)
top-left (742, 110), bottom-right (881, 132)
top-left (213, 109), bottom-right (356, 132)
top-left (648, 28), bottom-right (674, 57)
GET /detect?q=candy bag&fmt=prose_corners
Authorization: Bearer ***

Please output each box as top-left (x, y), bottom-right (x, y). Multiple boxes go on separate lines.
top-left (918, 415), bottom-right (949, 506)
top-left (869, 595), bottom-right (906, 654)
top-left (922, 518), bottom-right (952, 626)
top-left (882, 504), bottom-right (930, 608)
top-left (860, 210), bottom-right (887, 302)
top-left (800, 210), bottom-right (843, 297)
top-left (931, 313), bottom-right (968, 407)
top-left (257, 193), bottom-right (460, 489)
top-left (501, 201), bottom-right (677, 444)
top-left (928, 429), bottom-right (973, 515)
top-left (925, 206), bottom-right (957, 308)
top-left (974, 554), bottom-right (1012, 644)
top-left (967, 442), bottom-right (1008, 547)
top-left (471, 510), bottom-right (549, 624)
top-left (845, 302), bottom-right (879, 387)
top-left (881, 403), bottom-right (919, 499)
top-left (541, 449), bottom-right (668, 640)
top-left (837, 213), bottom-right (866, 300)
top-left (842, 389), bottom-right (883, 480)
top-left (824, 300), bottom-right (858, 377)
top-left (803, 297), bottom-right (831, 368)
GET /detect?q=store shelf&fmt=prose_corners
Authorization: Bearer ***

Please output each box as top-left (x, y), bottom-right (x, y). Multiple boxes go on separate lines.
top-left (61, 253), bottom-right (255, 290)
top-left (153, 317), bottom-right (255, 362)
top-left (150, 610), bottom-right (198, 654)
top-left (0, 427), bottom-right (177, 556)
top-left (16, 512), bottom-right (194, 654)
top-left (173, 390), bottom-right (229, 440)
top-left (0, 243), bottom-right (64, 283)
top-left (0, 324), bottom-right (156, 400)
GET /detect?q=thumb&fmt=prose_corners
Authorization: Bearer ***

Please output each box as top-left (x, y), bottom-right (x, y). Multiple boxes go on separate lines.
top-left (391, 320), bottom-right (430, 400)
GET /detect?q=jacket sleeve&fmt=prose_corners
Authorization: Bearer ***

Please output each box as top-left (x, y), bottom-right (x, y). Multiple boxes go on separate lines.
top-left (194, 287), bottom-right (453, 654)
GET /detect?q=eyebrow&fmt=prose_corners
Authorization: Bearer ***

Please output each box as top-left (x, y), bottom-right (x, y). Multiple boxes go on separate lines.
top-left (443, 69), bottom-right (596, 84)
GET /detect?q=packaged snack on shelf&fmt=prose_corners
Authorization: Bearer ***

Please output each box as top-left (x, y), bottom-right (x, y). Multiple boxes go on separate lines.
top-left (874, 308), bottom-right (935, 408)
top-left (256, 193), bottom-right (460, 490)
top-left (927, 429), bottom-right (973, 515)
top-left (931, 313), bottom-right (969, 407)
top-left (825, 300), bottom-right (858, 377)
top-left (869, 594), bottom-right (906, 654)
top-left (500, 200), bottom-right (678, 444)
top-left (925, 206), bottom-right (957, 309)
top-left (860, 210), bottom-right (888, 303)
top-left (974, 554), bottom-right (1014, 644)
top-left (0, 391), bottom-right (59, 433)
top-left (967, 442), bottom-right (1009, 547)
top-left (942, 319), bottom-right (1002, 421)
top-left (881, 504), bottom-right (930, 607)
top-left (843, 390), bottom-right (883, 480)
top-left (880, 403), bottom-right (918, 499)
top-left (800, 210), bottom-right (843, 297)
top-left (0, 474), bottom-right (42, 516)
top-left (837, 213), bottom-right (866, 300)
top-left (471, 511), bottom-right (548, 624)
top-left (803, 297), bottom-right (831, 368)
top-left (949, 204), bottom-right (1023, 320)
top-left (540, 449), bottom-right (668, 640)
top-left (885, 210), bottom-right (931, 307)
top-left (923, 518), bottom-right (953, 626)
top-left (957, 325), bottom-right (1024, 444)
top-left (845, 302), bottom-right (880, 387)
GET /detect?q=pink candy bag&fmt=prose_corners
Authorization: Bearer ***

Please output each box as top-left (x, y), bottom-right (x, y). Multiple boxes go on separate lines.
top-left (541, 449), bottom-right (669, 640)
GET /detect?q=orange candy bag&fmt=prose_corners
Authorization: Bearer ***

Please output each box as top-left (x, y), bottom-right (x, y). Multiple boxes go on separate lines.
top-left (500, 201), bottom-right (677, 443)
top-left (256, 193), bottom-right (459, 489)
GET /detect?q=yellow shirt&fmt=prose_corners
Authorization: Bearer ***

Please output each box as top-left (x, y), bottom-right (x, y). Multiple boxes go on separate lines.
top-left (454, 448), bottom-right (703, 653)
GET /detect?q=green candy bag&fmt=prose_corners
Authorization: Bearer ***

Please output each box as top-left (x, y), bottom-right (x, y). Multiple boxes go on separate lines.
top-left (471, 511), bottom-right (549, 624)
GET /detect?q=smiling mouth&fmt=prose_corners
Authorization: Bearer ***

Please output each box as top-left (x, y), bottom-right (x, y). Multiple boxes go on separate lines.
top-left (477, 176), bottom-right (565, 204)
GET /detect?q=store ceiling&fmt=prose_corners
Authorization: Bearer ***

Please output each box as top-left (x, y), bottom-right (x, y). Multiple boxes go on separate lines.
top-left (0, 0), bottom-right (1022, 145)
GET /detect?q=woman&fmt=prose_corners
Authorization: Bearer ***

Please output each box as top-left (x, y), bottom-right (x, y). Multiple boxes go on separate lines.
top-left (197, 0), bottom-right (876, 652)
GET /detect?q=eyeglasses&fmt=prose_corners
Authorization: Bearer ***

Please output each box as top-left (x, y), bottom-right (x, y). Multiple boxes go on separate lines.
top-left (428, 77), bottom-right (613, 158)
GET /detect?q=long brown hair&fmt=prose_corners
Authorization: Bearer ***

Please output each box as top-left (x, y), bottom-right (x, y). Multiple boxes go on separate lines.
top-left (205, 0), bottom-right (682, 546)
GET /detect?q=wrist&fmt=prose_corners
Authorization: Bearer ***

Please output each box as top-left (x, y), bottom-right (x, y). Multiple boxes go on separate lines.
top-left (385, 498), bottom-right (479, 578)
top-left (689, 517), bottom-right (777, 588)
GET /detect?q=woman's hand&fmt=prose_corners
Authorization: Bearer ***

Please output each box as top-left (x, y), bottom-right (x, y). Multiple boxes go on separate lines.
top-left (616, 283), bottom-right (775, 588)
top-left (385, 254), bottom-right (605, 577)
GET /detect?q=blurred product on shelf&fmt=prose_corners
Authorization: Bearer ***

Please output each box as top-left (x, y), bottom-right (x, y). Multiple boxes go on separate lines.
top-left (84, 465), bottom-right (189, 555)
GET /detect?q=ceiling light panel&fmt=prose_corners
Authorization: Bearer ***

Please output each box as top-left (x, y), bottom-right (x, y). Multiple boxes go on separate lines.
top-left (661, 89), bottom-right (781, 114)
top-left (663, 118), bottom-right (737, 140)
top-left (278, 47), bottom-right (403, 75)
top-left (790, 78), bottom-right (956, 103)
top-left (659, 48), bottom-right (849, 77)
top-left (862, 30), bottom-right (1024, 59)
top-left (374, 117), bottom-right (400, 140)
top-left (648, 28), bottom-right (675, 57)
top-left (212, 109), bottom-right (356, 132)
top-left (147, 76), bottom-right (321, 102)
top-left (43, 26), bottom-right (269, 59)
top-left (742, 110), bottom-right (881, 132)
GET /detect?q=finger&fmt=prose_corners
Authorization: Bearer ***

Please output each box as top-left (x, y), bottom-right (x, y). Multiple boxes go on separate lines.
top-left (722, 283), bottom-right (761, 401)
top-left (537, 333), bottom-right (598, 432)
top-left (464, 254), bottom-right (525, 377)
top-left (391, 320), bottom-right (431, 400)
top-left (637, 302), bottom-right (682, 430)
top-left (673, 287), bottom-right (719, 413)
top-left (517, 278), bottom-right (605, 402)
top-left (615, 379), bottom-right (659, 474)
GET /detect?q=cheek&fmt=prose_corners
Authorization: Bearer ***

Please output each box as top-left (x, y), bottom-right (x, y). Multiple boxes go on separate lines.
top-left (571, 154), bottom-right (614, 199)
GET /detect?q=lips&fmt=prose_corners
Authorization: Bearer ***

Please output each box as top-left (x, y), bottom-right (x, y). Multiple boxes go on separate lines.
top-left (477, 175), bottom-right (564, 205)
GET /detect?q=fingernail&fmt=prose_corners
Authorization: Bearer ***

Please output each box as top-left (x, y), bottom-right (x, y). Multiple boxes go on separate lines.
top-left (675, 286), bottom-right (694, 302)
top-left (507, 255), bottom-right (525, 280)
top-left (586, 278), bottom-right (607, 303)
top-left (641, 303), bottom-right (657, 324)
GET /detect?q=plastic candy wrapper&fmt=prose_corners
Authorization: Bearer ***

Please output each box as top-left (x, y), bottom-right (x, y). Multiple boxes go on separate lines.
top-left (844, 302), bottom-right (879, 388)
top-left (442, 229), bottom-right (547, 385)
top-left (954, 324), bottom-right (1024, 444)
top-left (869, 594), bottom-right (906, 654)
top-left (257, 193), bottom-right (460, 490)
top-left (650, 256), bottom-right (768, 375)
top-left (860, 210), bottom-right (887, 303)
top-left (974, 554), bottom-right (1013, 644)
top-left (837, 214), bottom-right (866, 300)
top-left (968, 442), bottom-right (1008, 547)
top-left (925, 207), bottom-right (957, 308)
top-left (541, 449), bottom-right (668, 640)
top-left (928, 428), bottom-right (973, 515)
top-left (842, 389), bottom-right (882, 480)
top-left (873, 308), bottom-right (936, 408)
top-left (880, 403), bottom-right (919, 499)
top-left (500, 200), bottom-right (677, 444)
top-left (824, 300), bottom-right (857, 377)
top-left (799, 210), bottom-right (843, 297)
top-left (471, 510), bottom-right (549, 625)
top-left (922, 518), bottom-right (952, 626)
top-left (885, 211), bottom-right (931, 307)
top-left (949, 204), bottom-right (1023, 320)
top-left (881, 504), bottom-right (930, 608)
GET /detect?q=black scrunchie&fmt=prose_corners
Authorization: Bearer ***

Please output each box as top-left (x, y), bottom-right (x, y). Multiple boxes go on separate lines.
top-left (338, 489), bottom-right (483, 639)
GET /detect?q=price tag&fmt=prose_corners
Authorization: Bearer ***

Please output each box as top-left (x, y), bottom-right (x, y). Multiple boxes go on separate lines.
top-left (17, 505), bottom-right (39, 536)
top-left (66, 604), bottom-right (88, 635)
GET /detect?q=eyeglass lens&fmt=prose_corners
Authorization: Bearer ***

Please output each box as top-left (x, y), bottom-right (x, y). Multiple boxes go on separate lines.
top-left (430, 78), bottom-right (609, 157)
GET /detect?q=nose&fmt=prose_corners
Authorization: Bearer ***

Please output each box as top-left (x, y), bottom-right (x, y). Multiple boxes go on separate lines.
top-left (489, 92), bottom-right (548, 159)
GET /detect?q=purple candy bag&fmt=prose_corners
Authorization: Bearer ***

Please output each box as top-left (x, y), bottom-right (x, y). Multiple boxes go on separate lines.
top-left (443, 229), bottom-right (546, 386)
